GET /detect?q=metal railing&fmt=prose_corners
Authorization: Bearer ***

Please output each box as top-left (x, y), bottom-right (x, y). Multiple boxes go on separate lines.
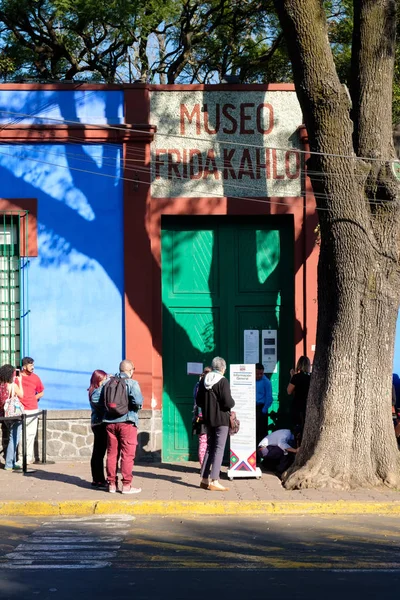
top-left (0, 409), bottom-right (47, 473)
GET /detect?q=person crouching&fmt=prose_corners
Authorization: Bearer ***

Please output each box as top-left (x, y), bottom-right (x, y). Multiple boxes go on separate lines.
top-left (257, 429), bottom-right (298, 478)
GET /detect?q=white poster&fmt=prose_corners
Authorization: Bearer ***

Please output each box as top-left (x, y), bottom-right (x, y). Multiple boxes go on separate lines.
top-left (262, 329), bottom-right (277, 373)
top-left (187, 362), bottom-right (204, 375)
top-left (244, 329), bottom-right (259, 364)
top-left (227, 364), bottom-right (261, 480)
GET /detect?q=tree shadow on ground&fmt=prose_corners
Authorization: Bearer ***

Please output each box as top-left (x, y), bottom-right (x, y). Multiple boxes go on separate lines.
top-left (23, 463), bottom-right (202, 490)
top-left (132, 468), bottom-right (200, 489)
top-left (136, 461), bottom-right (200, 474)
top-left (23, 469), bottom-right (94, 490)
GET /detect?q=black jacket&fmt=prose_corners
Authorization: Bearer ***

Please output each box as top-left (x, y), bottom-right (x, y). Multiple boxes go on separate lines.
top-left (196, 375), bottom-right (235, 428)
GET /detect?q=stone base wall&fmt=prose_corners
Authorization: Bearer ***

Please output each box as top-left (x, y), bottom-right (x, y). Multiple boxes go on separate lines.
top-left (0, 409), bottom-right (162, 463)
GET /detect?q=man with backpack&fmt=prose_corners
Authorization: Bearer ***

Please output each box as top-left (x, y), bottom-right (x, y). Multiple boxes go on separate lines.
top-left (101, 359), bottom-right (143, 494)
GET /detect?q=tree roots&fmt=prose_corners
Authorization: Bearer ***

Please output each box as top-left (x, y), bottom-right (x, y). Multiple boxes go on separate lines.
top-left (282, 463), bottom-right (400, 491)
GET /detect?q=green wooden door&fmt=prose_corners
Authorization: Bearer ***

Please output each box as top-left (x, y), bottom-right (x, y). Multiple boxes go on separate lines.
top-left (161, 216), bottom-right (294, 462)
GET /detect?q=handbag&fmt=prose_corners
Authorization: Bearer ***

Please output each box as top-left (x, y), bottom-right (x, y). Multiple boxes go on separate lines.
top-left (229, 411), bottom-right (240, 435)
top-left (192, 404), bottom-right (204, 435)
top-left (4, 383), bottom-right (24, 418)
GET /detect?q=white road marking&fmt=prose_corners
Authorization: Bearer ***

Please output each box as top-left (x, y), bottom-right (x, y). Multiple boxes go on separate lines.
top-left (11, 544), bottom-right (121, 550)
top-left (6, 552), bottom-right (118, 559)
top-left (42, 516), bottom-right (135, 524)
top-left (29, 537), bottom-right (123, 543)
top-left (329, 568), bottom-right (400, 573)
top-left (41, 524), bottom-right (128, 529)
top-left (0, 517), bottom-right (133, 570)
top-left (1, 562), bottom-right (111, 570)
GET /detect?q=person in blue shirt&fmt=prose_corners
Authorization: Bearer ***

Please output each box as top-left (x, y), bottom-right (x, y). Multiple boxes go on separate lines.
top-left (256, 363), bottom-right (273, 444)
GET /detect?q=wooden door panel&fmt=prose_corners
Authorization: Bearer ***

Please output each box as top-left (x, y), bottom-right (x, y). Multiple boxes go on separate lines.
top-left (162, 216), bottom-right (294, 461)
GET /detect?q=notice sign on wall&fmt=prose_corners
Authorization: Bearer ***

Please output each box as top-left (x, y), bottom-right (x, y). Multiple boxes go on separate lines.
top-left (227, 364), bottom-right (262, 480)
top-left (187, 362), bottom-right (204, 375)
top-left (244, 329), bottom-right (259, 364)
top-left (262, 329), bottom-right (277, 373)
top-left (150, 91), bottom-right (303, 199)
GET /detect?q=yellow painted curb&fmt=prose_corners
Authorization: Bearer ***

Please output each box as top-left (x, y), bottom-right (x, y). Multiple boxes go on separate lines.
top-left (1, 500), bottom-right (400, 516)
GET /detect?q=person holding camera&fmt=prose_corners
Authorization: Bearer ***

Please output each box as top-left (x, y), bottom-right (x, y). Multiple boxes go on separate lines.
top-left (0, 364), bottom-right (24, 470)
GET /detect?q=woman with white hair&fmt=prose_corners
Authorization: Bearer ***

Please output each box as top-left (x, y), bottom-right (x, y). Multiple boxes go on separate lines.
top-left (196, 356), bottom-right (235, 492)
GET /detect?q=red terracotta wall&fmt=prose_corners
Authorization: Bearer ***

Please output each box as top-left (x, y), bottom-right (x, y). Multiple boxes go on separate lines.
top-left (123, 85), bottom-right (319, 409)
top-left (124, 88), bottom-right (155, 406)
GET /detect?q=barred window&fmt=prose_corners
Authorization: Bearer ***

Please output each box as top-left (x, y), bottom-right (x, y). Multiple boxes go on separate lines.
top-left (0, 212), bottom-right (29, 367)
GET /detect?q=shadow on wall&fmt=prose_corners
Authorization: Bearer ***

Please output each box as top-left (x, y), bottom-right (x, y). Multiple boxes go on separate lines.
top-left (137, 432), bottom-right (161, 462)
top-left (0, 90), bottom-right (125, 409)
top-left (161, 214), bottom-right (297, 459)
top-left (0, 88), bottom-right (320, 427)
top-left (149, 90), bottom-right (318, 459)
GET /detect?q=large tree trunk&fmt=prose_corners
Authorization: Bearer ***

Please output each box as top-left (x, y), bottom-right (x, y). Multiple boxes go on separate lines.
top-left (272, 0), bottom-right (400, 489)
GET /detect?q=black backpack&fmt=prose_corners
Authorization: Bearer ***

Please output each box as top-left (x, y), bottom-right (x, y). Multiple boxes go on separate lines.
top-left (102, 376), bottom-right (129, 417)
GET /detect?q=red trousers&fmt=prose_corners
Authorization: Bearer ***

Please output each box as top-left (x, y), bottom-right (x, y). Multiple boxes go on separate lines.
top-left (106, 422), bottom-right (138, 485)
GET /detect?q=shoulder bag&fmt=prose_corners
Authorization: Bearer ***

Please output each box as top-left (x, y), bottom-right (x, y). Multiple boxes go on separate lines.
top-left (229, 411), bottom-right (240, 435)
top-left (4, 383), bottom-right (24, 418)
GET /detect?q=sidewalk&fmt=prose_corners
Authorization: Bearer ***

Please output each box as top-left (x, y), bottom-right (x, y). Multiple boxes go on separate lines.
top-left (1, 460), bottom-right (400, 516)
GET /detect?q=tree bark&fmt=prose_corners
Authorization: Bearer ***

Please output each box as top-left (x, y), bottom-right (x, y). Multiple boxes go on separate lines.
top-left (272, 0), bottom-right (400, 489)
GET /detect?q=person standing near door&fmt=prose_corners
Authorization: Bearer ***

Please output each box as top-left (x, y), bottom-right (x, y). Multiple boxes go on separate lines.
top-left (287, 356), bottom-right (311, 440)
top-left (20, 357), bottom-right (45, 464)
top-left (255, 363), bottom-right (273, 444)
top-left (192, 366), bottom-right (211, 465)
top-left (196, 356), bottom-right (235, 492)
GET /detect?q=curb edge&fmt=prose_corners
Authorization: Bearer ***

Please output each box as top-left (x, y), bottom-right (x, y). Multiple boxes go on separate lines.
top-left (1, 500), bottom-right (400, 516)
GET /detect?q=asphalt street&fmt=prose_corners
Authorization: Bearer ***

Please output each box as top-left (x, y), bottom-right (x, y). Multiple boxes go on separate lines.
top-left (0, 514), bottom-right (399, 599)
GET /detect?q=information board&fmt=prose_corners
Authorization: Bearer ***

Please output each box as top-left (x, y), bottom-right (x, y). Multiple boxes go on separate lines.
top-left (244, 329), bottom-right (259, 363)
top-left (262, 329), bottom-right (277, 373)
top-left (227, 364), bottom-right (262, 480)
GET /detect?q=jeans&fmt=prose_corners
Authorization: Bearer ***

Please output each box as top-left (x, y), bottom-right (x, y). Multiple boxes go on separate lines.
top-left (200, 425), bottom-right (229, 480)
top-left (91, 423), bottom-right (108, 484)
top-left (5, 421), bottom-right (22, 469)
top-left (24, 409), bottom-right (39, 463)
top-left (106, 422), bottom-right (138, 486)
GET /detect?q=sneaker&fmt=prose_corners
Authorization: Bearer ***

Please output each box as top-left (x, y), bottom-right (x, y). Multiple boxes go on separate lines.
top-left (108, 483), bottom-right (117, 494)
top-left (208, 481), bottom-right (229, 492)
top-left (13, 463), bottom-right (22, 470)
top-left (121, 485), bottom-right (141, 494)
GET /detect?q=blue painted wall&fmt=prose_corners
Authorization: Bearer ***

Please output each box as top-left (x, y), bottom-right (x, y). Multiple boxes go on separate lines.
top-left (0, 90), bottom-right (124, 409)
top-left (0, 89), bottom-right (124, 125)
